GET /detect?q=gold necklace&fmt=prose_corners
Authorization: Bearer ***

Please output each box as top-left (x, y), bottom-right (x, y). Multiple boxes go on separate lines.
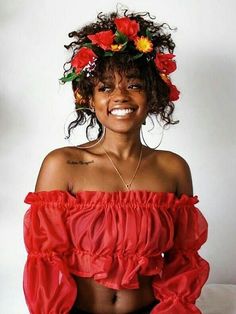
top-left (101, 144), bottom-right (143, 191)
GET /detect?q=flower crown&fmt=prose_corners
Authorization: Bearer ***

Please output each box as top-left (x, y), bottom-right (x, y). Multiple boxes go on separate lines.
top-left (60, 16), bottom-right (180, 102)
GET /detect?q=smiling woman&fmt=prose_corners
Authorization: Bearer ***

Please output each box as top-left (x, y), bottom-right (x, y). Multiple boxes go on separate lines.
top-left (62, 11), bottom-right (180, 142)
top-left (92, 71), bottom-right (148, 133)
top-left (22, 7), bottom-right (209, 314)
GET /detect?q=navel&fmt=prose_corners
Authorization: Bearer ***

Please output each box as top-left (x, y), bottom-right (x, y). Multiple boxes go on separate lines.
top-left (111, 292), bottom-right (118, 304)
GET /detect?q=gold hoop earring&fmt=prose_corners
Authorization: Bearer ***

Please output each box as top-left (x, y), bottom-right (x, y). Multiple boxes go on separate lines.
top-left (64, 107), bottom-right (103, 148)
top-left (140, 115), bottom-right (165, 150)
top-left (76, 125), bottom-right (106, 149)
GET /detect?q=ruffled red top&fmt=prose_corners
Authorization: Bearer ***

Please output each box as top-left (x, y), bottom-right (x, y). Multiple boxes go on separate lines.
top-left (23, 190), bottom-right (210, 314)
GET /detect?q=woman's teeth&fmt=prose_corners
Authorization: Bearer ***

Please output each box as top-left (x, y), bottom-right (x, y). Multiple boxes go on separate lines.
top-left (110, 108), bottom-right (135, 116)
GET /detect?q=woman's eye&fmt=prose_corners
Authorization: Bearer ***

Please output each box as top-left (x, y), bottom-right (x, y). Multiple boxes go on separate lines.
top-left (98, 85), bottom-right (112, 92)
top-left (128, 84), bottom-right (143, 90)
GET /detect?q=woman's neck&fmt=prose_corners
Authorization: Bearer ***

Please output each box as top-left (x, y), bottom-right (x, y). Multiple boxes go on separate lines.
top-left (99, 130), bottom-right (143, 160)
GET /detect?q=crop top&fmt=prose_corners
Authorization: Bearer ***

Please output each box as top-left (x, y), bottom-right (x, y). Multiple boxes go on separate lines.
top-left (23, 189), bottom-right (210, 314)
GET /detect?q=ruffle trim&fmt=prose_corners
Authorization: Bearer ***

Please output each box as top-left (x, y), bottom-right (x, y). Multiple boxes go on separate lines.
top-left (24, 190), bottom-right (76, 205)
top-left (67, 249), bottom-right (164, 290)
top-left (24, 189), bottom-right (199, 207)
top-left (26, 248), bottom-right (164, 290)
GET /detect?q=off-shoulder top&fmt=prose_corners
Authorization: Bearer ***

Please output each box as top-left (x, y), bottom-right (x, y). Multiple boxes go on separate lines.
top-left (23, 190), bottom-right (210, 314)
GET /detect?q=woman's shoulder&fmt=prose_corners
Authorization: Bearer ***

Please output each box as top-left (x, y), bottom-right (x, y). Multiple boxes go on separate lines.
top-left (155, 149), bottom-right (193, 196)
top-left (39, 145), bottom-right (86, 175)
top-left (43, 145), bottom-right (83, 161)
top-left (34, 146), bottom-right (81, 192)
top-left (155, 149), bottom-right (190, 168)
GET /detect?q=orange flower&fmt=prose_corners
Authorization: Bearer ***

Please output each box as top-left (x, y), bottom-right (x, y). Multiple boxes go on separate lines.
top-left (75, 91), bottom-right (82, 102)
top-left (87, 30), bottom-right (114, 50)
top-left (134, 36), bottom-right (153, 53)
top-left (111, 44), bottom-right (124, 51)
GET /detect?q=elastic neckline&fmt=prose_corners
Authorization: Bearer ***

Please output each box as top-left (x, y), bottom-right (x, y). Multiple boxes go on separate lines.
top-left (71, 189), bottom-right (175, 196)
top-left (58, 189), bottom-right (182, 200)
top-left (24, 189), bottom-right (198, 206)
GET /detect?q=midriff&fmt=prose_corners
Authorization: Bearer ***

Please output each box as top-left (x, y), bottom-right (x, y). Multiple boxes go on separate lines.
top-left (72, 274), bottom-right (158, 314)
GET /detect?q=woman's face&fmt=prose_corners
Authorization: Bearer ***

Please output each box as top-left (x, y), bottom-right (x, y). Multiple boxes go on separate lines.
top-left (91, 70), bottom-right (148, 133)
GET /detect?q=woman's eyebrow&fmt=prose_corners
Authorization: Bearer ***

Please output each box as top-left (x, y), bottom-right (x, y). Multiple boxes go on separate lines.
top-left (126, 74), bottom-right (142, 80)
top-left (98, 74), bottom-right (142, 82)
top-left (100, 75), bottom-right (113, 81)
top-left (97, 79), bottom-right (112, 85)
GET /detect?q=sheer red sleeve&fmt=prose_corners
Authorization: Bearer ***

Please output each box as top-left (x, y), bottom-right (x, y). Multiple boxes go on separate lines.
top-left (23, 192), bottom-right (77, 314)
top-left (151, 195), bottom-right (210, 314)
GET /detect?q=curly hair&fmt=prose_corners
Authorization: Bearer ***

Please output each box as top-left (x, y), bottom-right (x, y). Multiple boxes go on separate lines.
top-left (62, 9), bottom-right (179, 141)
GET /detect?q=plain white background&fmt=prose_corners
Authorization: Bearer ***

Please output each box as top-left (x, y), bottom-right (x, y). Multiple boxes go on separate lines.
top-left (0, 0), bottom-right (236, 313)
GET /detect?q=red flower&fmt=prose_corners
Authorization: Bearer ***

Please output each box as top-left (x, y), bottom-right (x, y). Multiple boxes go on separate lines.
top-left (160, 73), bottom-right (180, 101)
top-left (87, 30), bottom-right (114, 50)
top-left (169, 83), bottom-right (180, 101)
top-left (71, 47), bottom-right (97, 74)
top-left (114, 17), bottom-right (139, 40)
top-left (154, 53), bottom-right (177, 75)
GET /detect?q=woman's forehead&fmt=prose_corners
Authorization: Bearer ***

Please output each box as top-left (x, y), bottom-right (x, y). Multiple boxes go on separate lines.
top-left (99, 69), bottom-right (142, 81)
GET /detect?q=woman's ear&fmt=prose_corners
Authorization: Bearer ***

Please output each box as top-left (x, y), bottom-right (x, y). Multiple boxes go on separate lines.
top-left (89, 97), bottom-right (94, 110)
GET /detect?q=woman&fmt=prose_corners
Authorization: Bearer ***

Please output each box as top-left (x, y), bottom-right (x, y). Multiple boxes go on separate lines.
top-left (23, 9), bottom-right (210, 314)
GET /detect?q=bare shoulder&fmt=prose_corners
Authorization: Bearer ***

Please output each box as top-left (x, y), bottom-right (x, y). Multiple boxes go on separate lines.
top-left (34, 146), bottom-right (77, 192)
top-left (156, 150), bottom-right (191, 173)
top-left (155, 150), bottom-right (193, 197)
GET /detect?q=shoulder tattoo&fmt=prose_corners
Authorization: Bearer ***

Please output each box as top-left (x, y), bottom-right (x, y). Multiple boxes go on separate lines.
top-left (66, 159), bottom-right (94, 166)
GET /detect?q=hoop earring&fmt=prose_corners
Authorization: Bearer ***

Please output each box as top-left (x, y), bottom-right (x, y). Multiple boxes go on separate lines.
top-left (76, 125), bottom-right (106, 149)
top-left (64, 107), bottom-right (106, 149)
top-left (75, 106), bottom-right (95, 113)
top-left (140, 115), bottom-right (165, 150)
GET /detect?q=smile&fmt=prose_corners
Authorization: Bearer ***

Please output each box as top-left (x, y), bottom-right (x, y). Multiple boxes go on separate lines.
top-left (110, 108), bottom-right (136, 117)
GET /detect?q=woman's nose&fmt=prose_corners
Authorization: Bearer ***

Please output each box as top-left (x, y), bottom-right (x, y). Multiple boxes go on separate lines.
top-left (111, 87), bottom-right (129, 103)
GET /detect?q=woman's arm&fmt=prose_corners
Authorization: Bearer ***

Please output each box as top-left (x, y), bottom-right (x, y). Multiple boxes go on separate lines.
top-left (23, 149), bottom-right (77, 314)
top-left (151, 153), bottom-right (210, 314)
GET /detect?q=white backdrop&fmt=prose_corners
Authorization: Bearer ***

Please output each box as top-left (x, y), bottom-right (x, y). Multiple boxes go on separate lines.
top-left (0, 0), bottom-right (236, 313)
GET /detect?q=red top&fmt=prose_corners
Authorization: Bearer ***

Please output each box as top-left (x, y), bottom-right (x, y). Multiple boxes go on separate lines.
top-left (23, 190), bottom-right (210, 314)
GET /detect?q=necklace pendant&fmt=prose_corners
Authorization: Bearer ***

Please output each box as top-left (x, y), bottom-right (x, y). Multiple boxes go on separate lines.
top-left (101, 145), bottom-right (143, 193)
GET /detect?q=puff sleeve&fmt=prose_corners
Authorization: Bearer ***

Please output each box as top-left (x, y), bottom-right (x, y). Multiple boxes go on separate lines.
top-left (151, 195), bottom-right (210, 314)
top-left (23, 192), bottom-right (77, 314)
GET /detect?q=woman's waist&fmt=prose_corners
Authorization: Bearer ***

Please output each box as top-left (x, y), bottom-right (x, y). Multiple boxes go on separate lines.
top-left (71, 299), bottom-right (159, 314)
top-left (72, 274), bottom-right (159, 314)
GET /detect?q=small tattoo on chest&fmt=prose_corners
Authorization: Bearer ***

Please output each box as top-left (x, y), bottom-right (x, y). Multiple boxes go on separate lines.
top-left (67, 159), bottom-right (95, 166)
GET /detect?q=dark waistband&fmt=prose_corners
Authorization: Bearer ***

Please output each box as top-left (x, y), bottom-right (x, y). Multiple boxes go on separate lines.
top-left (70, 300), bottom-right (159, 314)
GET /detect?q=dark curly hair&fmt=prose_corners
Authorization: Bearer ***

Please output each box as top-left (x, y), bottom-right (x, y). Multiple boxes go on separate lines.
top-left (62, 9), bottom-right (179, 141)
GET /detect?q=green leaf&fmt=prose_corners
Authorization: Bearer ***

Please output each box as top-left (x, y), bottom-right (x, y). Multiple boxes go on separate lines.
top-left (131, 53), bottom-right (143, 60)
top-left (114, 31), bottom-right (128, 44)
top-left (75, 72), bottom-right (84, 81)
top-left (146, 29), bottom-right (152, 40)
top-left (59, 71), bottom-right (78, 83)
top-left (120, 43), bottom-right (127, 51)
top-left (82, 43), bottom-right (93, 49)
top-left (104, 51), bottom-right (114, 57)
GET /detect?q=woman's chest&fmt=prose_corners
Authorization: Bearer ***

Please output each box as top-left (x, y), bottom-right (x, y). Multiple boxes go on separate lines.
top-left (67, 148), bottom-right (176, 194)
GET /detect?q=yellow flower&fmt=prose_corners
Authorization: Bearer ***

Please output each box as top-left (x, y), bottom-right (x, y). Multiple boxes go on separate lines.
top-left (134, 36), bottom-right (153, 53)
top-left (111, 44), bottom-right (124, 51)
